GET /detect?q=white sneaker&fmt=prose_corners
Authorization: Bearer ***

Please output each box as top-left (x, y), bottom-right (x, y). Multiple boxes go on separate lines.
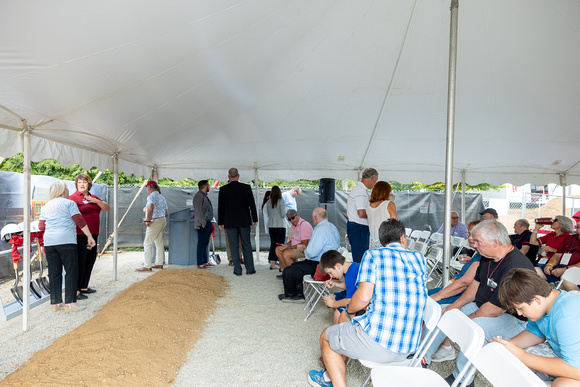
top-left (431, 346), bottom-right (456, 363)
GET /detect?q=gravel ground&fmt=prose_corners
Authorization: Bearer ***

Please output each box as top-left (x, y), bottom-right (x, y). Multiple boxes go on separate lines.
top-left (0, 250), bottom-right (491, 386)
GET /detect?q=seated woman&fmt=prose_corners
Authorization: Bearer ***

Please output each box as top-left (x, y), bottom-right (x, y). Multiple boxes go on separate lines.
top-left (529, 215), bottom-right (574, 281)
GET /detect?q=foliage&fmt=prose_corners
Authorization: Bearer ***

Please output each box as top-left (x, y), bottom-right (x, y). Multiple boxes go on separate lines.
top-left (1, 154), bottom-right (503, 191)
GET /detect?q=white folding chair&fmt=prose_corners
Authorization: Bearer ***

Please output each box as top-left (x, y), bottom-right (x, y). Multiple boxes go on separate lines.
top-left (419, 230), bottom-right (431, 243)
top-left (413, 240), bottom-right (428, 255)
top-left (405, 228), bottom-right (412, 237)
top-left (425, 246), bottom-right (444, 283)
top-left (422, 309), bottom-right (485, 387)
top-left (409, 230), bottom-right (422, 243)
top-left (406, 238), bottom-right (416, 251)
top-left (371, 366), bottom-right (449, 387)
top-left (471, 342), bottom-right (549, 387)
top-left (556, 266), bottom-right (580, 289)
top-left (359, 298), bottom-right (442, 386)
top-left (302, 275), bottom-right (330, 321)
top-left (428, 232), bottom-right (443, 245)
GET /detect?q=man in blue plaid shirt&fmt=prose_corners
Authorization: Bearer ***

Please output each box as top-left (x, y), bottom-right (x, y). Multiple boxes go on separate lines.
top-left (309, 219), bottom-right (428, 387)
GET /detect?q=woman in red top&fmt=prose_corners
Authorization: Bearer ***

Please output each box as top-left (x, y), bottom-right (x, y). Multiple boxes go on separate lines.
top-left (530, 215), bottom-right (574, 280)
top-left (68, 173), bottom-right (110, 298)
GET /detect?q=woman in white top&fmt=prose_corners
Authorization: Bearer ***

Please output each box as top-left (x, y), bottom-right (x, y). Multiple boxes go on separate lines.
top-left (261, 190), bottom-right (271, 235)
top-left (366, 181), bottom-right (397, 249)
top-left (266, 186), bottom-right (286, 270)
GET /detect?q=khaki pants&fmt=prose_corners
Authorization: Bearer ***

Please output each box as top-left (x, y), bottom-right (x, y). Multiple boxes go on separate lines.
top-left (144, 217), bottom-right (166, 267)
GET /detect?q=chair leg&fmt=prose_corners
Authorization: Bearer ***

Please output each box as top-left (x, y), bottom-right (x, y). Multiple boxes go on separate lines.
top-left (361, 370), bottom-right (371, 387)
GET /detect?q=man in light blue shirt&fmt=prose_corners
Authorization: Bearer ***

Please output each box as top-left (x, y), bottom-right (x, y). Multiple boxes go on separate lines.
top-left (279, 207), bottom-right (340, 303)
top-left (437, 211), bottom-right (468, 239)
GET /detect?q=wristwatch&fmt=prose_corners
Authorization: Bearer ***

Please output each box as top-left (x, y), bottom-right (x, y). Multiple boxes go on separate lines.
top-left (345, 305), bottom-right (355, 315)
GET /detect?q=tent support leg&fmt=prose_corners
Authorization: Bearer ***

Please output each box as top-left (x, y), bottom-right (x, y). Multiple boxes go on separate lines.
top-left (113, 154), bottom-right (119, 281)
top-left (442, 0), bottom-right (459, 288)
top-left (254, 165), bottom-right (260, 263)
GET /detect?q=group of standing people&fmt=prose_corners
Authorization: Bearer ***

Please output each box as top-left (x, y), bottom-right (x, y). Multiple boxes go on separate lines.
top-left (346, 168), bottom-right (397, 262)
top-left (39, 174), bottom-right (109, 312)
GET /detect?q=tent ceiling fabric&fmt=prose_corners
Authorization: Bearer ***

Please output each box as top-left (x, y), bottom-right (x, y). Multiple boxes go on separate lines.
top-left (1, 0), bottom-right (579, 185)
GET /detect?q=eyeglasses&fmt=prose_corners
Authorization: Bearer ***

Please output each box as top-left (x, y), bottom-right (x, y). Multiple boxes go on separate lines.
top-left (287, 216), bottom-right (296, 221)
top-left (466, 232), bottom-right (471, 237)
top-left (451, 217), bottom-right (459, 220)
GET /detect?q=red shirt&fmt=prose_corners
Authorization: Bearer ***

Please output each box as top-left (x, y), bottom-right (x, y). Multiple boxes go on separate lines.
top-left (539, 231), bottom-right (570, 259)
top-left (68, 190), bottom-right (104, 235)
top-left (556, 234), bottom-right (580, 266)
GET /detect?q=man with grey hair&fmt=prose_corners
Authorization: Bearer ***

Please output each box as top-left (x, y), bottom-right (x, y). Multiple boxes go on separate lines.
top-left (423, 220), bottom-right (535, 387)
top-left (346, 168), bottom-right (378, 263)
top-left (282, 186), bottom-right (302, 212)
top-left (218, 168), bottom-right (258, 276)
top-left (511, 218), bottom-right (539, 265)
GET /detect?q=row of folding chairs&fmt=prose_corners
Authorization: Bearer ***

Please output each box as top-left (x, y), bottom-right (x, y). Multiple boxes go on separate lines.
top-left (360, 297), bottom-right (550, 387)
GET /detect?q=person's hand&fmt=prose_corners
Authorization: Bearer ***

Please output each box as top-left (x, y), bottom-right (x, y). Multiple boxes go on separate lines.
top-left (323, 296), bottom-right (335, 308)
top-left (552, 267), bottom-right (567, 278)
top-left (325, 279), bottom-right (337, 289)
top-left (85, 196), bottom-right (99, 204)
top-left (490, 337), bottom-right (525, 360)
top-left (442, 304), bottom-right (459, 314)
top-left (87, 236), bottom-right (96, 248)
top-left (219, 225), bottom-right (224, 231)
top-left (252, 222), bottom-right (257, 228)
top-left (541, 245), bottom-right (554, 254)
top-left (544, 264), bottom-right (554, 276)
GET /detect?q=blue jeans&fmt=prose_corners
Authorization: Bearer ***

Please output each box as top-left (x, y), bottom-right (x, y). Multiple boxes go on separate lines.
top-left (196, 221), bottom-right (212, 266)
top-left (347, 221), bottom-right (369, 264)
top-left (424, 302), bottom-right (527, 385)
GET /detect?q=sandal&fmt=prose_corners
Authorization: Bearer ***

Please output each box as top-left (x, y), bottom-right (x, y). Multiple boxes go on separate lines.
top-left (63, 303), bottom-right (86, 312)
top-left (51, 303), bottom-right (64, 312)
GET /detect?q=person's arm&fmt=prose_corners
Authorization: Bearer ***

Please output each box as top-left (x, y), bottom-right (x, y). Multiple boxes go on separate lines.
top-left (357, 209), bottom-right (367, 219)
top-left (494, 337), bottom-right (580, 380)
top-left (387, 201), bottom-right (397, 220)
top-left (519, 245), bottom-right (530, 256)
top-left (72, 214), bottom-right (96, 247)
top-left (86, 195), bottom-right (110, 212)
top-left (545, 253), bottom-right (563, 276)
top-left (529, 224), bottom-right (542, 246)
top-left (144, 204), bottom-right (154, 226)
top-left (443, 280), bottom-right (479, 313)
top-left (325, 279), bottom-right (347, 290)
top-left (468, 301), bottom-right (505, 319)
top-left (345, 282), bottom-right (374, 314)
top-left (508, 330), bottom-right (546, 348)
top-left (431, 262), bottom-right (479, 301)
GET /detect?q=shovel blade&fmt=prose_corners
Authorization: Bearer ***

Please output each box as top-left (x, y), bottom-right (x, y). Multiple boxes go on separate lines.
top-left (30, 281), bottom-right (43, 299)
top-left (37, 278), bottom-right (50, 295)
top-left (11, 287), bottom-right (23, 305)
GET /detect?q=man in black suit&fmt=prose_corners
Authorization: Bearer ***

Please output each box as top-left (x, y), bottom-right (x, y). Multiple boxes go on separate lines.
top-left (218, 168), bottom-right (258, 276)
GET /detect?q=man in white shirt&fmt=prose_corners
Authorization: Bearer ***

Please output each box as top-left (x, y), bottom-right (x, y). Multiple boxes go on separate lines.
top-left (346, 168), bottom-right (378, 263)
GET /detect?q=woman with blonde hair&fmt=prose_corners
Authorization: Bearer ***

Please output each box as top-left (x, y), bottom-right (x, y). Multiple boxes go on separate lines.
top-left (68, 173), bottom-right (109, 299)
top-left (366, 181), bottom-right (397, 249)
top-left (39, 181), bottom-right (96, 312)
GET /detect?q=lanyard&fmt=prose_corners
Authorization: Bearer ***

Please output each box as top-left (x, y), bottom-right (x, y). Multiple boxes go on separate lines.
top-left (487, 247), bottom-right (512, 281)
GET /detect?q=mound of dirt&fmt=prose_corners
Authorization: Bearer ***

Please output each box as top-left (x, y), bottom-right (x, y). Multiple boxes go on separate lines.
top-left (1, 269), bottom-right (227, 386)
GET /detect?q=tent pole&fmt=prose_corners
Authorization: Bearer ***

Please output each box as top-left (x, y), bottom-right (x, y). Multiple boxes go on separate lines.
top-left (113, 154), bottom-right (119, 281)
top-left (560, 173), bottom-right (567, 216)
top-left (442, 0), bottom-right (459, 288)
top-left (254, 165), bottom-right (260, 263)
top-left (22, 125), bottom-right (32, 331)
top-left (461, 170), bottom-right (466, 225)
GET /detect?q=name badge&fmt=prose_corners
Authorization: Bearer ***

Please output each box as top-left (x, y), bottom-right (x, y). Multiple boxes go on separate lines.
top-left (538, 258), bottom-right (548, 265)
top-left (560, 253), bottom-right (572, 266)
top-left (487, 278), bottom-right (497, 290)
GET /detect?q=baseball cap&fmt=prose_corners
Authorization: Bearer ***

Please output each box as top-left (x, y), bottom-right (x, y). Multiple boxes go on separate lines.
top-left (572, 210), bottom-right (580, 220)
top-left (286, 209), bottom-right (298, 219)
top-left (146, 180), bottom-right (157, 187)
top-left (479, 208), bottom-right (498, 217)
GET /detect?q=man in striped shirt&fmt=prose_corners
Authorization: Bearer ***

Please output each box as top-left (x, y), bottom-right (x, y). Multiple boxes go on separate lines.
top-left (309, 219), bottom-right (428, 387)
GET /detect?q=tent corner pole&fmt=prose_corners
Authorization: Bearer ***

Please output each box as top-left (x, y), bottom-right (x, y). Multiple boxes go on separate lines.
top-left (22, 125), bottom-right (32, 331)
top-left (113, 154), bottom-right (119, 281)
top-left (254, 165), bottom-right (260, 263)
top-left (442, 0), bottom-right (459, 288)
top-left (559, 173), bottom-right (567, 216)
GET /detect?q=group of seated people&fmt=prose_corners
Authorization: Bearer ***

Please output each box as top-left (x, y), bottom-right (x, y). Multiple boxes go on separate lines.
top-left (285, 209), bottom-right (580, 387)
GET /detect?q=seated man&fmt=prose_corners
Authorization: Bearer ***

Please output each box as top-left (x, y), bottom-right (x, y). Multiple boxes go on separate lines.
top-left (320, 250), bottom-right (360, 325)
top-left (275, 209), bottom-right (313, 273)
top-left (423, 219), bottom-right (536, 387)
top-left (308, 219), bottom-right (427, 387)
top-left (278, 208), bottom-right (339, 303)
top-left (511, 218), bottom-right (540, 265)
top-left (436, 211), bottom-right (468, 239)
top-left (480, 208), bottom-right (498, 220)
top-left (543, 232), bottom-right (580, 290)
top-left (495, 268), bottom-right (580, 385)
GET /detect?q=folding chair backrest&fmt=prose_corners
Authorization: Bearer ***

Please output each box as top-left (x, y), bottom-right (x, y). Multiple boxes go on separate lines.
top-left (556, 266), bottom-right (580, 289)
top-left (426, 246), bottom-right (443, 263)
top-left (413, 240), bottom-right (428, 255)
top-left (409, 230), bottom-right (422, 241)
top-left (406, 238), bottom-right (415, 251)
top-left (429, 232), bottom-right (443, 244)
top-left (406, 228), bottom-right (412, 237)
top-left (437, 309), bottom-right (485, 385)
top-left (419, 230), bottom-right (431, 242)
top-left (450, 236), bottom-right (465, 248)
top-left (410, 297), bottom-right (442, 367)
top-left (471, 342), bottom-right (547, 387)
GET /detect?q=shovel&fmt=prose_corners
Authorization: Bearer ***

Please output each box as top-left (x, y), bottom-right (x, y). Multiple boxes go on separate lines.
top-left (11, 262), bottom-right (24, 305)
top-left (209, 231), bottom-right (221, 265)
top-left (36, 246), bottom-right (50, 295)
top-left (29, 251), bottom-right (45, 298)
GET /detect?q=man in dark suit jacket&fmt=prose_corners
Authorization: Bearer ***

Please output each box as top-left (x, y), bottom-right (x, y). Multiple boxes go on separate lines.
top-left (218, 168), bottom-right (258, 276)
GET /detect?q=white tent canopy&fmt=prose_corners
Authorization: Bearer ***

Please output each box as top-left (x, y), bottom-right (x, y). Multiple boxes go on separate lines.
top-left (1, 0), bottom-right (579, 184)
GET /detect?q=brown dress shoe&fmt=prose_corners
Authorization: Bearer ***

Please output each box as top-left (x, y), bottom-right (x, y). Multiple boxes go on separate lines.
top-left (197, 265), bottom-right (208, 269)
top-left (152, 265), bottom-right (163, 269)
top-left (135, 267), bottom-right (152, 272)
top-left (228, 261), bottom-right (234, 266)
top-left (240, 258), bottom-right (245, 264)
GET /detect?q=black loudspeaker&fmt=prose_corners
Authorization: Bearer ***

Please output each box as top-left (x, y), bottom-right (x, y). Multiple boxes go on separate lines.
top-left (319, 178), bottom-right (336, 203)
